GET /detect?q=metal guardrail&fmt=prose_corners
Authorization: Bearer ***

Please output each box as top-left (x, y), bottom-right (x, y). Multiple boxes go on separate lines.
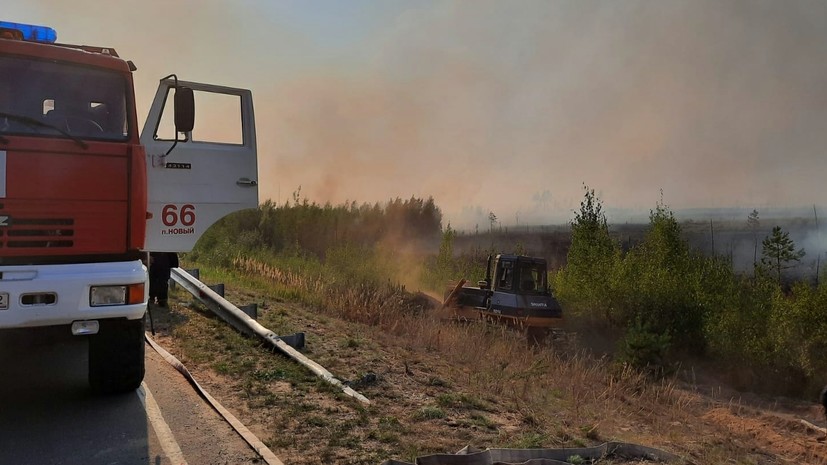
top-left (170, 267), bottom-right (370, 405)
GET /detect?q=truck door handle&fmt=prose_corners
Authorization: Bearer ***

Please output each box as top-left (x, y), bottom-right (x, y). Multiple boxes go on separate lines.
top-left (236, 178), bottom-right (258, 187)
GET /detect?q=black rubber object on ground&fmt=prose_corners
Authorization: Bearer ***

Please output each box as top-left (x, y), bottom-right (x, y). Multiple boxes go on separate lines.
top-left (380, 441), bottom-right (681, 465)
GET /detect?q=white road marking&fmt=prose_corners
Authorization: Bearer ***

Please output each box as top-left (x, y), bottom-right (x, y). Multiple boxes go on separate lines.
top-left (137, 382), bottom-right (189, 465)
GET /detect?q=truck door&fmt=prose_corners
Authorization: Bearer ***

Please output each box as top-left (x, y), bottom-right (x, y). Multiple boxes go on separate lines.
top-left (140, 79), bottom-right (258, 252)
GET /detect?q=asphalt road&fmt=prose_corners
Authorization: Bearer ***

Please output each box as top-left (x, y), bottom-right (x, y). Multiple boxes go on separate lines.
top-left (0, 326), bottom-right (262, 465)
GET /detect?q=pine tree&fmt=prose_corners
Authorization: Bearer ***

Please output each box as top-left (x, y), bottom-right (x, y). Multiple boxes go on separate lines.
top-left (747, 209), bottom-right (760, 268)
top-left (559, 184), bottom-right (618, 319)
top-left (761, 225), bottom-right (805, 284)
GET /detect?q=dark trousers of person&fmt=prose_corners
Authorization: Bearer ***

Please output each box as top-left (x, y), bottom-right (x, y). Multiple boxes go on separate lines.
top-left (149, 276), bottom-right (170, 305)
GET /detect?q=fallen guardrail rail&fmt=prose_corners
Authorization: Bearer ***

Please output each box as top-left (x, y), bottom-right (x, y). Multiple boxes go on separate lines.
top-left (170, 267), bottom-right (370, 405)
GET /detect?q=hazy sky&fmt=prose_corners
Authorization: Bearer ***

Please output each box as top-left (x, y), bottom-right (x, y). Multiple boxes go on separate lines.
top-left (7, 1), bottom-right (827, 227)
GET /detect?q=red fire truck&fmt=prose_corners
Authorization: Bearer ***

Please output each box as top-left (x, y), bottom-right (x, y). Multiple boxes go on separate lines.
top-left (0, 21), bottom-right (258, 393)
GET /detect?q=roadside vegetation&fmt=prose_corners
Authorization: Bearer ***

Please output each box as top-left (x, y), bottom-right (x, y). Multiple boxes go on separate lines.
top-left (189, 186), bottom-right (827, 397)
top-left (554, 185), bottom-right (827, 396)
top-left (188, 192), bottom-right (444, 325)
top-left (169, 186), bottom-right (827, 463)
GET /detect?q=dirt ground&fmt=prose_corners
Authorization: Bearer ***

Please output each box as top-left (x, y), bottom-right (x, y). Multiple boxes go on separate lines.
top-left (147, 280), bottom-right (827, 465)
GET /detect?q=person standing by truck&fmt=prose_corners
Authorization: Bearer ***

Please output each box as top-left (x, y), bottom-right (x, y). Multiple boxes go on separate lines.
top-left (149, 252), bottom-right (179, 307)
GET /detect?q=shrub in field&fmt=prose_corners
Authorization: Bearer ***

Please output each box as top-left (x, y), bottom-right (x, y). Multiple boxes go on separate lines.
top-left (701, 275), bottom-right (827, 395)
top-left (558, 190), bottom-right (777, 365)
top-left (192, 194), bottom-right (455, 325)
top-left (616, 317), bottom-right (671, 373)
top-left (612, 200), bottom-right (709, 352)
top-left (420, 227), bottom-right (491, 294)
top-left (553, 185), bottom-right (619, 321)
top-left (767, 281), bottom-right (827, 379)
top-left (421, 225), bottom-right (457, 291)
top-left (703, 274), bottom-right (775, 365)
top-left (558, 190), bottom-right (711, 354)
top-left (760, 225), bottom-right (805, 285)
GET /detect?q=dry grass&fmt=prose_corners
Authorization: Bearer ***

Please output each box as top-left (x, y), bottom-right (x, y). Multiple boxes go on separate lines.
top-left (152, 258), bottom-right (827, 465)
top-left (235, 257), bottom-right (690, 436)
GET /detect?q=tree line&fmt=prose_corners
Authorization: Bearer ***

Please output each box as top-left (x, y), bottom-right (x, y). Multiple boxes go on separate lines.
top-left (192, 190), bottom-right (443, 266)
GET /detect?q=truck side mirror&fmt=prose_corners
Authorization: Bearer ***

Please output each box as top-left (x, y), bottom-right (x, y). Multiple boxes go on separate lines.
top-left (174, 87), bottom-right (195, 133)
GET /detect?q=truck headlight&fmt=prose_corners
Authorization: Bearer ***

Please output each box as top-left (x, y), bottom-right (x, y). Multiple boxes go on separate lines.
top-left (90, 283), bottom-right (144, 306)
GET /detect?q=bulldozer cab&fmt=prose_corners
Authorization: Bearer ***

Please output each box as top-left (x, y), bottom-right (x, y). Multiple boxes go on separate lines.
top-left (490, 254), bottom-right (548, 295)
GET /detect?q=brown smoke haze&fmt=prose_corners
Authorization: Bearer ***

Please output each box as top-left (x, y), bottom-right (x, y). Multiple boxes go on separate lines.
top-left (9, 1), bottom-right (827, 229)
top-left (265, 1), bottom-right (827, 229)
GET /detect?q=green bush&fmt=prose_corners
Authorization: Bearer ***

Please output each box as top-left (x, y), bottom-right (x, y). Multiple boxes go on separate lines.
top-left (420, 227), bottom-right (490, 294)
top-left (611, 201), bottom-right (708, 352)
top-left (767, 281), bottom-right (827, 378)
top-left (553, 185), bottom-right (619, 321)
top-left (617, 317), bottom-right (671, 373)
top-left (703, 274), bottom-right (775, 365)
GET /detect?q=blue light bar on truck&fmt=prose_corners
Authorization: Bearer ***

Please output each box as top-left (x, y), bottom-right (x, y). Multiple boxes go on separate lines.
top-left (0, 21), bottom-right (57, 43)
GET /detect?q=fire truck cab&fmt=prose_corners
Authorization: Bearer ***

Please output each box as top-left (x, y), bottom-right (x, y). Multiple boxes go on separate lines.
top-left (0, 21), bottom-right (259, 393)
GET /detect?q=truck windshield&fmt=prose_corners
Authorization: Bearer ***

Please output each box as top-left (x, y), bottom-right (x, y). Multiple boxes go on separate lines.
top-left (0, 55), bottom-right (128, 141)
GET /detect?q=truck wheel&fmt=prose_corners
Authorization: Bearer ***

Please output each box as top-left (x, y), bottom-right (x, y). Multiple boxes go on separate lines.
top-left (88, 316), bottom-right (146, 394)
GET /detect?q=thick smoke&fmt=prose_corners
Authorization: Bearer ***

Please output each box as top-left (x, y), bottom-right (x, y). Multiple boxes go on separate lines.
top-left (267, 1), bottom-right (827, 229)
top-left (9, 1), bottom-right (827, 230)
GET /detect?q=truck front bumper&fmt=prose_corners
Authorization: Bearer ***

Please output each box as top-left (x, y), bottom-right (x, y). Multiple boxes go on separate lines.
top-left (0, 260), bottom-right (148, 329)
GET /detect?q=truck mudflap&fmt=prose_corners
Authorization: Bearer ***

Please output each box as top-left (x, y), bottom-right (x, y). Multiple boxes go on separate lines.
top-left (0, 260), bottom-right (147, 328)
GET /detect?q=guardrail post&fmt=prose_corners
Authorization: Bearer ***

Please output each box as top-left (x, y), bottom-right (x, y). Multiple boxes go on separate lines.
top-left (239, 303), bottom-right (257, 320)
top-left (280, 332), bottom-right (305, 350)
top-left (208, 283), bottom-right (225, 297)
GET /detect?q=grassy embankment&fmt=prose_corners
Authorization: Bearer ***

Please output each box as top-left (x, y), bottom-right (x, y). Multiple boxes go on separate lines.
top-left (144, 193), bottom-right (827, 464)
top-left (157, 258), bottom-right (708, 464)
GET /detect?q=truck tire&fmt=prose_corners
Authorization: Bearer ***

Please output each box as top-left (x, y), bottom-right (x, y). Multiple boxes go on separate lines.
top-left (88, 316), bottom-right (146, 394)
